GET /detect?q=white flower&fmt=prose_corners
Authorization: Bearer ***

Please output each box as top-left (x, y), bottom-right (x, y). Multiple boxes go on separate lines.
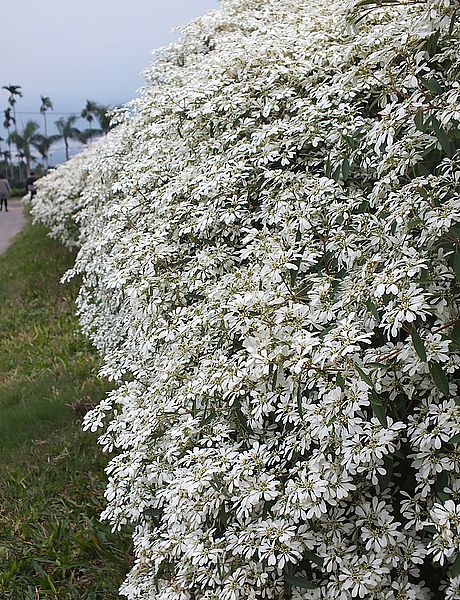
top-left (31, 0), bottom-right (460, 597)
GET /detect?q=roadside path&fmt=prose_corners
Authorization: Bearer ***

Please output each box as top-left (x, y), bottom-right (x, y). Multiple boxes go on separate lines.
top-left (0, 198), bottom-right (26, 254)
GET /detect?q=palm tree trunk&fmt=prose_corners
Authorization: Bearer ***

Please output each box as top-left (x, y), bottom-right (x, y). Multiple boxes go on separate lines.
top-left (12, 103), bottom-right (20, 175)
top-left (43, 114), bottom-right (49, 168)
top-left (6, 127), bottom-right (13, 180)
top-left (65, 137), bottom-right (69, 160)
top-left (12, 105), bottom-right (17, 134)
top-left (25, 147), bottom-right (31, 178)
top-left (0, 141), bottom-right (5, 179)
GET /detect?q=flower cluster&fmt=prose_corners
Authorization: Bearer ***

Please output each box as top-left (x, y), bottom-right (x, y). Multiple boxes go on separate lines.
top-left (31, 0), bottom-right (460, 598)
top-left (31, 138), bottom-right (104, 247)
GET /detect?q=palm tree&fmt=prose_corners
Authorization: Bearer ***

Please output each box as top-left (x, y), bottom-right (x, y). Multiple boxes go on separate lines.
top-left (3, 108), bottom-right (15, 175)
top-left (55, 116), bottom-right (81, 160)
top-left (39, 95), bottom-right (53, 139)
top-left (94, 103), bottom-right (112, 133)
top-left (0, 136), bottom-right (5, 178)
top-left (1, 150), bottom-right (10, 167)
top-left (2, 84), bottom-right (22, 133)
top-left (32, 133), bottom-right (60, 168)
top-left (9, 120), bottom-right (41, 177)
top-left (79, 102), bottom-right (112, 143)
top-left (17, 149), bottom-right (28, 182)
top-left (0, 150), bottom-right (10, 180)
top-left (81, 100), bottom-right (98, 141)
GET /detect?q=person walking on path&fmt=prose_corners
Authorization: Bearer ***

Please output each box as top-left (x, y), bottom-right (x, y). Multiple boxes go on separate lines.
top-left (26, 172), bottom-right (38, 201)
top-left (0, 174), bottom-right (11, 212)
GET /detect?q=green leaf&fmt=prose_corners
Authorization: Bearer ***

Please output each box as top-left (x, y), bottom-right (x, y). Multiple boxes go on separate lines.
top-left (414, 111), bottom-right (427, 133)
top-left (448, 433), bottom-right (460, 444)
top-left (200, 413), bottom-right (214, 427)
top-left (342, 158), bottom-right (350, 180)
top-left (369, 391), bottom-right (388, 427)
top-left (297, 387), bottom-right (304, 418)
top-left (449, 8), bottom-right (458, 35)
top-left (438, 490), bottom-right (450, 502)
top-left (414, 161), bottom-right (431, 176)
top-left (235, 406), bottom-right (250, 431)
top-left (144, 508), bottom-right (162, 519)
top-left (325, 154), bottom-right (332, 178)
top-left (319, 323), bottom-right (335, 339)
top-left (419, 76), bottom-right (443, 95)
top-left (232, 399), bottom-right (253, 434)
top-left (47, 574), bottom-right (57, 594)
top-left (351, 0), bottom-right (401, 19)
top-left (366, 299), bottom-right (380, 321)
top-left (431, 117), bottom-right (454, 158)
top-left (453, 253), bottom-right (460, 281)
top-left (331, 163), bottom-right (342, 183)
top-left (304, 551), bottom-right (324, 567)
top-left (218, 503), bottom-right (228, 531)
top-left (367, 361), bottom-right (388, 369)
top-left (426, 31), bottom-right (440, 57)
top-left (30, 559), bottom-right (48, 579)
top-left (411, 329), bottom-right (427, 362)
top-left (451, 322), bottom-right (460, 348)
top-left (336, 373), bottom-right (345, 391)
top-left (289, 246), bottom-right (303, 287)
top-left (354, 0), bottom-right (399, 6)
top-left (451, 552), bottom-right (460, 577)
top-left (284, 574), bottom-right (317, 590)
top-left (436, 471), bottom-right (449, 500)
top-left (429, 361), bottom-right (450, 397)
top-left (355, 365), bottom-right (373, 387)
top-left (378, 455), bottom-right (393, 490)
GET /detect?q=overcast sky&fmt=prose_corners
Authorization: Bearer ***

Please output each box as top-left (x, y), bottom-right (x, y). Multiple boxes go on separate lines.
top-left (1, 0), bottom-right (219, 157)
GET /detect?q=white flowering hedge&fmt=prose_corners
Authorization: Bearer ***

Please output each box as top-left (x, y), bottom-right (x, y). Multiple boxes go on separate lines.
top-left (32, 140), bottom-right (101, 248)
top-left (31, 0), bottom-right (460, 598)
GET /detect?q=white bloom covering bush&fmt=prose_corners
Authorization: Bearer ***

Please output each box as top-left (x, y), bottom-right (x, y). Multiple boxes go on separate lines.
top-left (32, 139), bottom-right (105, 247)
top-left (31, 0), bottom-right (460, 598)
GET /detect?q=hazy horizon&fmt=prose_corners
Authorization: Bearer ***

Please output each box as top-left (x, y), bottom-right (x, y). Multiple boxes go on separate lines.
top-left (1, 0), bottom-right (219, 165)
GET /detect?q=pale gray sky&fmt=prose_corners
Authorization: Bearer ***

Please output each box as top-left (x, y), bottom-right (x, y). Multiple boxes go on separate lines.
top-left (1, 0), bottom-right (219, 162)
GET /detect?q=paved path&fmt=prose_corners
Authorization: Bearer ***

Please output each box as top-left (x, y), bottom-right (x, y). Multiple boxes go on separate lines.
top-left (0, 198), bottom-right (26, 254)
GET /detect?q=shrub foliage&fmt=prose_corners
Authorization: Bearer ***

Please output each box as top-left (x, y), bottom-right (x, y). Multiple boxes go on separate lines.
top-left (32, 0), bottom-right (460, 598)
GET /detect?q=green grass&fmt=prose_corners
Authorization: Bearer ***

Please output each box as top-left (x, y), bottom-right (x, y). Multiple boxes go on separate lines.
top-left (0, 210), bottom-right (132, 599)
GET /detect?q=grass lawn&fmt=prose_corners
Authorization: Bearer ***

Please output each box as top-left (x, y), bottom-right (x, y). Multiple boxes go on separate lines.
top-left (0, 207), bottom-right (132, 599)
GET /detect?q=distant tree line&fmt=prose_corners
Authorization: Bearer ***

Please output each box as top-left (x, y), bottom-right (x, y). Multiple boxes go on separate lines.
top-left (1, 84), bottom-right (112, 185)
